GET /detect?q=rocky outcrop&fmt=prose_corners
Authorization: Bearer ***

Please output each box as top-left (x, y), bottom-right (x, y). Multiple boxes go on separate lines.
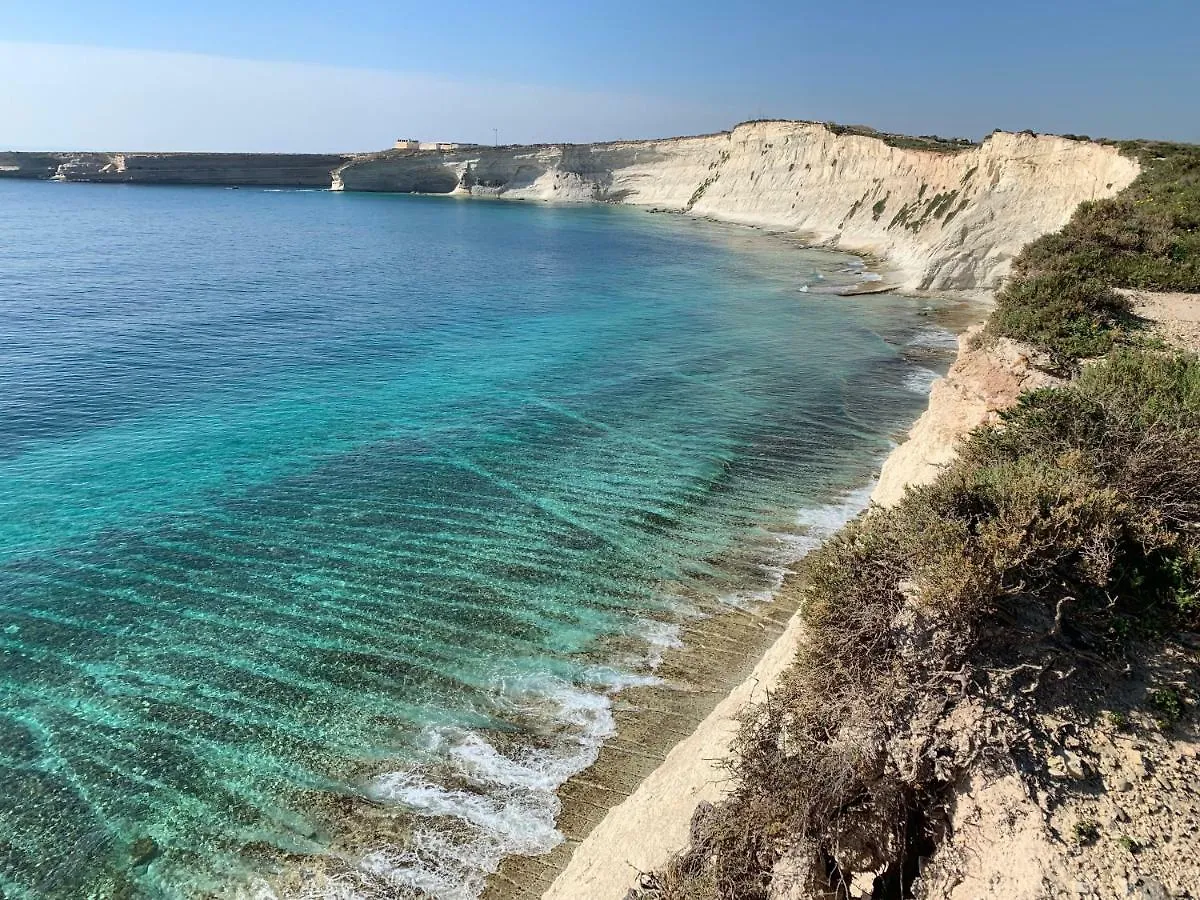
top-left (0, 152), bottom-right (64, 179)
top-left (0, 152), bottom-right (350, 186)
top-left (919, 715), bottom-right (1200, 900)
top-left (334, 122), bottom-right (1139, 291)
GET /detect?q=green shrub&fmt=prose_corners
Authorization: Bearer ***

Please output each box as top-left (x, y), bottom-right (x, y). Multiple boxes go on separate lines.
top-left (1148, 688), bottom-right (1184, 725)
top-left (985, 272), bottom-right (1133, 365)
top-left (962, 352), bottom-right (1200, 635)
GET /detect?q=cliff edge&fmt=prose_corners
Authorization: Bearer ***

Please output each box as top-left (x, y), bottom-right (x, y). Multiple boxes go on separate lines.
top-left (334, 123), bottom-right (1139, 291)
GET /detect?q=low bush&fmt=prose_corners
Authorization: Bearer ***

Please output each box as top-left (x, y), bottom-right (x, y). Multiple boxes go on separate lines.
top-left (1148, 687), bottom-right (1185, 726)
top-left (984, 272), bottom-right (1133, 366)
top-left (1074, 820), bottom-right (1101, 845)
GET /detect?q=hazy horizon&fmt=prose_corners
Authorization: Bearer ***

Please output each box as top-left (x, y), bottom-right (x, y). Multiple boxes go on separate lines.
top-left (3, 0), bottom-right (1198, 152)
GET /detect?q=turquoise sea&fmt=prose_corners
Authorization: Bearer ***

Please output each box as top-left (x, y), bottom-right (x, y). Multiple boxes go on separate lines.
top-left (0, 181), bottom-right (951, 898)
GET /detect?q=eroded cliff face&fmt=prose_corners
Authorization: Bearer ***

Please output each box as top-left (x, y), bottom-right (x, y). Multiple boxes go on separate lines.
top-left (0, 152), bottom-right (350, 186)
top-left (335, 122), bottom-right (1138, 291)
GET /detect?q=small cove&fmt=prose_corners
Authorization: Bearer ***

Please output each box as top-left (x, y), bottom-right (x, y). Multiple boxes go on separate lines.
top-left (0, 182), bottom-right (956, 898)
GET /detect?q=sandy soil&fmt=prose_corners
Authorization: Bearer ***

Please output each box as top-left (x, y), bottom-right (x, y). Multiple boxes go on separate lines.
top-left (1129, 290), bottom-right (1200, 352)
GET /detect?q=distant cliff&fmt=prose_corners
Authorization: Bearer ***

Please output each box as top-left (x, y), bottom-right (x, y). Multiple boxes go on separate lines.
top-left (334, 122), bottom-right (1139, 291)
top-left (0, 152), bottom-right (350, 187)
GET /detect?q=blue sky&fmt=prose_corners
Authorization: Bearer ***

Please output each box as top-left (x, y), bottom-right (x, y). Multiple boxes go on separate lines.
top-left (2, 0), bottom-right (1197, 151)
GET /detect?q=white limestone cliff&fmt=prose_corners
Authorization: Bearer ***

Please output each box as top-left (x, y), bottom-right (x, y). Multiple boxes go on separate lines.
top-left (333, 122), bottom-right (1139, 291)
top-left (871, 329), bottom-right (1061, 507)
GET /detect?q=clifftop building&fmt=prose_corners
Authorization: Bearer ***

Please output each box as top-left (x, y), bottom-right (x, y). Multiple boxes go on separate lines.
top-left (393, 139), bottom-right (478, 152)
top-left (418, 141), bottom-right (476, 151)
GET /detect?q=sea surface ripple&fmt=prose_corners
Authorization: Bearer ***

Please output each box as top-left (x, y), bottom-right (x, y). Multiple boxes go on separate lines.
top-left (0, 182), bottom-right (952, 898)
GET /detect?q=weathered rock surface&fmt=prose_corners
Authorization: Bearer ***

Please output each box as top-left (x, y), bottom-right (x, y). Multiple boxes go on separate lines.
top-left (334, 122), bottom-right (1139, 291)
top-left (915, 649), bottom-right (1200, 900)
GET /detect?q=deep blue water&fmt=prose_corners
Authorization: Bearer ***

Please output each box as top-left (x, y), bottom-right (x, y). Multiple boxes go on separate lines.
top-left (0, 181), bottom-right (948, 898)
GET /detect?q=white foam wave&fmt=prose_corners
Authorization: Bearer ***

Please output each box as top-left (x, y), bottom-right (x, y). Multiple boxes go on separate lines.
top-left (907, 326), bottom-right (959, 350)
top-left (719, 481), bottom-right (876, 606)
top-left (369, 768), bottom-right (560, 852)
top-left (574, 619), bottom-right (684, 691)
top-left (903, 366), bottom-right (941, 395)
top-left (636, 619), bottom-right (684, 670)
top-left (330, 673), bottom-right (621, 899)
top-left (581, 664), bottom-right (663, 691)
top-left (717, 580), bottom-right (779, 608)
top-left (796, 481), bottom-right (875, 533)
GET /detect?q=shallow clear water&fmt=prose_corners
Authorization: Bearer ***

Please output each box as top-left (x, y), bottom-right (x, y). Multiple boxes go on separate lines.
top-left (0, 181), bottom-right (948, 898)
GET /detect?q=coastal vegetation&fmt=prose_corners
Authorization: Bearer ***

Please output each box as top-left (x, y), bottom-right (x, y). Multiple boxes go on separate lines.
top-left (1019, 141), bottom-right (1200, 293)
top-left (987, 141), bottom-right (1200, 366)
top-left (819, 122), bottom-right (978, 153)
top-left (639, 139), bottom-right (1200, 899)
